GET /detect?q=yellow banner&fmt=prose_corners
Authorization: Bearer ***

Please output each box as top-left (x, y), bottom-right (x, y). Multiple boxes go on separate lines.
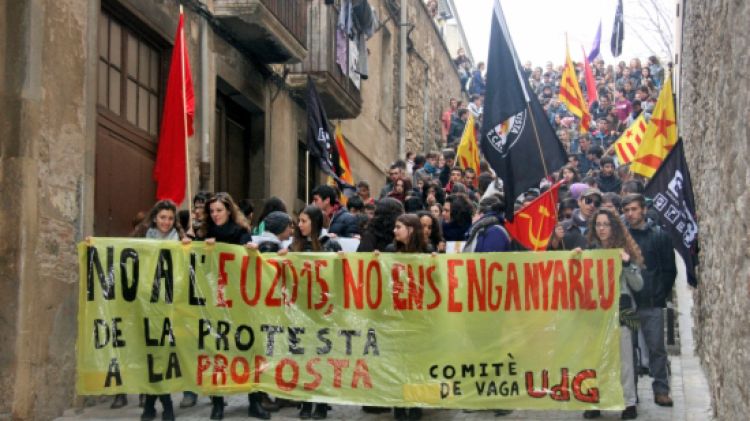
top-left (77, 239), bottom-right (624, 410)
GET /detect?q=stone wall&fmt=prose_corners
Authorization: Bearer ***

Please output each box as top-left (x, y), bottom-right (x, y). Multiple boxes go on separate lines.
top-left (679, 0), bottom-right (750, 418)
top-left (0, 0), bottom-right (93, 419)
top-left (404, 0), bottom-right (464, 154)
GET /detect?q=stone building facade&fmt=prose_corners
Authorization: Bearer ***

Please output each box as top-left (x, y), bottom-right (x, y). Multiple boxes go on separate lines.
top-left (0, 0), bottom-right (463, 419)
top-left (679, 0), bottom-right (750, 418)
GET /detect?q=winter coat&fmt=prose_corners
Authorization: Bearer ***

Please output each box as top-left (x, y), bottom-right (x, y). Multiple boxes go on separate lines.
top-left (462, 212), bottom-right (511, 253)
top-left (254, 231), bottom-right (283, 253)
top-left (328, 208), bottom-right (360, 238)
top-left (207, 220), bottom-right (252, 245)
top-left (295, 235), bottom-right (342, 252)
top-left (597, 174), bottom-right (622, 193)
top-left (627, 220), bottom-right (677, 308)
top-left (442, 220), bottom-right (471, 242)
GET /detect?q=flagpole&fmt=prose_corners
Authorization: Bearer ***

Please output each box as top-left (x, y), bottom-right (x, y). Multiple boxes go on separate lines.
top-left (305, 151), bottom-right (310, 204)
top-left (525, 102), bottom-right (550, 177)
top-left (179, 5), bottom-right (193, 226)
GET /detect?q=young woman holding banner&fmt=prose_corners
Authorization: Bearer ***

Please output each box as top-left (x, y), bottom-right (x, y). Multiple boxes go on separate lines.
top-left (582, 209), bottom-right (644, 420)
top-left (130, 200), bottom-right (187, 421)
top-left (199, 193), bottom-right (270, 420)
top-left (384, 213), bottom-right (433, 420)
top-left (286, 205), bottom-right (340, 419)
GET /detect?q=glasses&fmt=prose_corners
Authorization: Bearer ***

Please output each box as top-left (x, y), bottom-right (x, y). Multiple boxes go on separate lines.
top-left (584, 197), bottom-right (601, 207)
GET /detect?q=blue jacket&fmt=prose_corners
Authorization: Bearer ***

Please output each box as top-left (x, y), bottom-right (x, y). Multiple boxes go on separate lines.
top-left (328, 208), bottom-right (360, 238)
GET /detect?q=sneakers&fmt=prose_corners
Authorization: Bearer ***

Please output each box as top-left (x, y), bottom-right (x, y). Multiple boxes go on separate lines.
top-left (621, 405), bottom-right (637, 419)
top-left (583, 409), bottom-right (601, 419)
top-left (654, 393), bottom-right (673, 406)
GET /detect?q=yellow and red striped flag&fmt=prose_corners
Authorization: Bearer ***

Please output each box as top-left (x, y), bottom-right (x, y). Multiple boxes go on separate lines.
top-left (334, 123), bottom-right (354, 204)
top-left (560, 44), bottom-right (591, 133)
top-left (631, 74), bottom-right (678, 178)
top-left (613, 114), bottom-right (647, 164)
top-left (559, 44), bottom-right (591, 134)
top-left (456, 114), bottom-right (480, 188)
top-left (334, 123), bottom-right (354, 186)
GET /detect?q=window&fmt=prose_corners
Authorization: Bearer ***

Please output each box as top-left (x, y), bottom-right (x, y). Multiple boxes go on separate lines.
top-left (98, 9), bottom-right (161, 136)
top-left (378, 26), bottom-right (394, 129)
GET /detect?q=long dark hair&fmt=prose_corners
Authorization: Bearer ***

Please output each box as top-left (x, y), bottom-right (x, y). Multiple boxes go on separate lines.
top-left (362, 198), bottom-right (404, 250)
top-left (416, 210), bottom-right (443, 249)
top-left (130, 200), bottom-right (184, 238)
top-left (393, 214), bottom-right (427, 253)
top-left (586, 209), bottom-right (644, 267)
top-left (198, 192), bottom-right (249, 238)
top-left (291, 205), bottom-right (325, 252)
top-left (255, 196), bottom-right (287, 226)
top-left (446, 194), bottom-right (474, 228)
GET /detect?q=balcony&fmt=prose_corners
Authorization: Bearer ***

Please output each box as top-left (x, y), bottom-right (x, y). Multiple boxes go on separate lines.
top-left (214, 0), bottom-right (307, 64)
top-left (286, 0), bottom-right (362, 119)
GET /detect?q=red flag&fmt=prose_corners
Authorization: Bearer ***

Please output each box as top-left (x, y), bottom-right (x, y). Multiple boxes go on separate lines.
top-left (505, 182), bottom-right (562, 251)
top-left (153, 11), bottom-right (194, 205)
top-left (582, 47), bottom-right (597, 107)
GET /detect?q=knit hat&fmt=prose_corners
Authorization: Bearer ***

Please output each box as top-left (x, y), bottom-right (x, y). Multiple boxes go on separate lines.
top-left (263, 211), bottom-right (291, 236)
top-left (569, 183), bottom-right (589, 200)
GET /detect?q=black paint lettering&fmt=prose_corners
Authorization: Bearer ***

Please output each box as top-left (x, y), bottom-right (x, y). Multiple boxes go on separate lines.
top-left (235, 325), bottom-right (254, 351)
top-left (339, 330), bottom-right (360, 356)
top-left (363, 328), bottom-right (380, 356)
top-left (288, 327), bottom-right (305, 355)
top-left (189, 253), bottom-right (206, 306)
top-left (216, 321), bottom-right (230, 351)
top-left (87, 246), bottom-right (115, 301)
top-left (104, 358), bottom-right (122, 387)
top-left (316, 328), bottom-right (332, 355)
top-left (261, 324), bottom-right (283, 356)
top-left (150, 249), bottom-right (173, 303)
top-left (119, 248), bottom-right (139, 302)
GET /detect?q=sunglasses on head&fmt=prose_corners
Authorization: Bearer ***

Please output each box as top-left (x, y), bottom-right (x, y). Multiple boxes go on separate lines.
top-left (584, 197), bottom-right (601, 207)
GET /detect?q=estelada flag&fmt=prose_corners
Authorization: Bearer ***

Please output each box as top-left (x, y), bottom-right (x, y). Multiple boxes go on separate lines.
top-left (559, 43), bottom-right (591, 134)
top-left (505, 181), bottom-right (562, 251)
top-left (631, 73), bottom-right (677, 178)
top-left (153, 10), bottom-right (194, 205)
top-left (456, 114), bottom-right (480, 188)
top-left (614, 114), bottom-right (647, 164)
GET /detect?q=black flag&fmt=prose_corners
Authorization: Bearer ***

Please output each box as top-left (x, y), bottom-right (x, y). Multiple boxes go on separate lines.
top-left (480, 0), bottom-right (528, 125)
top-left (306, 78), bottom-right (345, 186)
top-left (644, 139), bottom-right (699, 286)
top-left (610, 0), bottom-right (624, 57)
top-left (480, 1), bottom-right (567, 220)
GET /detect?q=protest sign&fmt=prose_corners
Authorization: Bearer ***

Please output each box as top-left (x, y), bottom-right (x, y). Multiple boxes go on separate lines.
top-left (78, 239), bottom-right (624, 410)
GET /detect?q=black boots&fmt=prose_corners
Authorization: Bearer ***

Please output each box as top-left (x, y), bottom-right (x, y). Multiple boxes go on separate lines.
top-left (248, 392), bottom-right (271, 419)
top-left (140, 395), bottom-right (174, 421)
top-left (210, 396), bottom-right (224, 420)
top-left (110, 394), bottom-right (128, 409)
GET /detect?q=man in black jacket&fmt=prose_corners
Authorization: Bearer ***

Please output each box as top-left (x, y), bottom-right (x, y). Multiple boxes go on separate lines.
top-left (312, 185), bottom-right (360, 238)
top-left (622, 193), bottom-right (677, 407)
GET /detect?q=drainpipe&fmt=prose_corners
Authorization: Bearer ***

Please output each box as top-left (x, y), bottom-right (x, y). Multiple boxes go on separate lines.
top-left (398, 0), bottom-right (408, 158)
top-left (199, 17), bottom-right (211, 190)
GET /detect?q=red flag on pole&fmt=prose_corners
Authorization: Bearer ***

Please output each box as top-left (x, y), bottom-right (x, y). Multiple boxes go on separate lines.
top-left (582, 47), bottom-right (598, 107)
top-left (505, 182), bottom-right (562, 251)
top-left (153, 10), bottom-right (194, 206)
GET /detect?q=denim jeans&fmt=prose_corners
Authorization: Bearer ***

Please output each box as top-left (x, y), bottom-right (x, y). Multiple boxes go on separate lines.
top-left (637, 307), bottom-right (670, 394)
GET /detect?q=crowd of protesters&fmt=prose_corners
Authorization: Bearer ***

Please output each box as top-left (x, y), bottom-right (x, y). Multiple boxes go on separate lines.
top-left (104, 50), bottom-right (676, 420)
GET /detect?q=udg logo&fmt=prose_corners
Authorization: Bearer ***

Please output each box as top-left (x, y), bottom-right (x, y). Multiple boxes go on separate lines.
top-left (486, 111), bottom-right (527, 158)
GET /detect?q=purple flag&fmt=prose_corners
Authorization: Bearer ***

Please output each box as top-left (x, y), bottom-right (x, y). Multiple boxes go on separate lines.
top-left (587, 21), bottom-right (602, 62)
